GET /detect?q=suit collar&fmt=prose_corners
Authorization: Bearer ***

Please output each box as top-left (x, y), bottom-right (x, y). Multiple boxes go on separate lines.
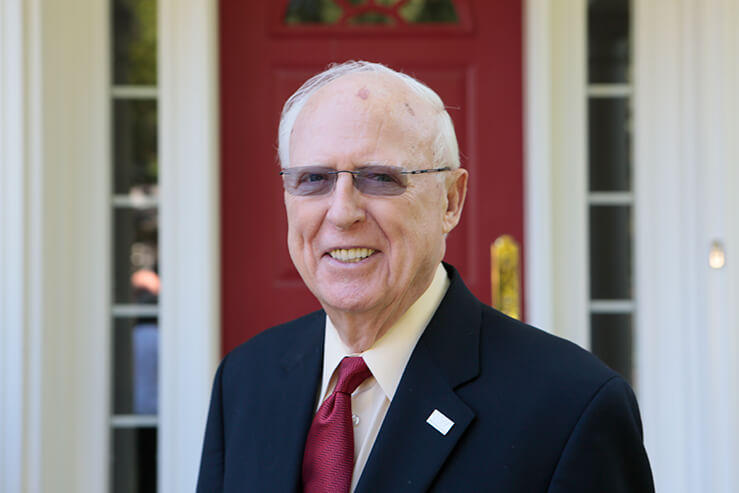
top-left (252, 311), bottom-right (324, 493)
top-left (279, 309), bottom-right (325, 374)
top-left (355, 263), bottom-right (482, 493)
top-left (416, 262), bottom-right (481, 389)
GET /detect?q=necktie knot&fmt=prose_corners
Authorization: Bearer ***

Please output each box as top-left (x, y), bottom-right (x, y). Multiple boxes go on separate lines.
top-left (302, 356), bottom-right (371, 493)
top-left (334, 356), bottom-right (371, 395)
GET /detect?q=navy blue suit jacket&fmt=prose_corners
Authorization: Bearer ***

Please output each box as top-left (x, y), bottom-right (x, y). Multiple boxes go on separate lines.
top-left (197, 264), bottom-right (654, 492)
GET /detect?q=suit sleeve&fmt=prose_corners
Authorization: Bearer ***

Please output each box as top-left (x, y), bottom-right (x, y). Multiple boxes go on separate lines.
top-left (196, 357), bottom-right (227, 493)
top-left (548, 376), bottom-right (655, 493)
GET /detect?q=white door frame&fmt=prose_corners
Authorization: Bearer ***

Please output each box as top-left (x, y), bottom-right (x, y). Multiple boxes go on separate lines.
top-left (524, 0), bottom-right (589, 347)
top-left (158, 0), bottom-right (221, 491)
top-left (0, 0), bottom-right (110, 491)
top-left (0, 0), bottom-right (220, 491)
top-left (634, 2), bottom-right (739, 492)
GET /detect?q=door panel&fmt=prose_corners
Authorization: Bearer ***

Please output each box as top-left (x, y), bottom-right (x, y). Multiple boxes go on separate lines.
top-left (221, 0), bottom-right (523, 353)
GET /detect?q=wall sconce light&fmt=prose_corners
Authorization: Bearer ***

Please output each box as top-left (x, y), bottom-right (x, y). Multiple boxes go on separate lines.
top-left (709, 240), bottom-right (726, 269)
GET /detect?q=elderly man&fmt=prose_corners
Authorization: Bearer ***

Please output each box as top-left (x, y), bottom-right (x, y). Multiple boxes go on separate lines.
top-left (197, 61), bottom-right (654, 492)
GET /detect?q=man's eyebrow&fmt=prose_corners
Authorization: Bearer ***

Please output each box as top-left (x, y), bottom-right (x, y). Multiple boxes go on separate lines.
top-left (357, 160), bottom-right (402, 168)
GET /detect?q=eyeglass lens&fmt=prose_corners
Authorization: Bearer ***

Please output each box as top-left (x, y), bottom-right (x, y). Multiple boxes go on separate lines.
top-left (282, 166), bottom-right (409, 196)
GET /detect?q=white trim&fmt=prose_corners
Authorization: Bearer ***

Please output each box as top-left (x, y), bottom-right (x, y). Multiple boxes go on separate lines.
top-left (111, 85), bottom-right (158, 99)
top-left (587, 83), bottom-right (632, 98)
top-left (158, 1), bottom-right (221, 492)
top-left (524, 1), bottom-right (553, 331)
top-left (634, 1), bottom-right (739, 491)
top-left (0, 2), bottom-right (27, 491)
top-left (112, 194), bottom-right (160, 208)
top-left (112, 304), bottom-right (160, 318)
top-left (110, 415), bottom-right (159, 428)
top-left (525, 0), bottom-right (589, 348)
top-left (0, 1), bottom-right (110, 491)
top-left (588, 191), bottom-right (633, 205)
top-left (589, 300), bottom-right (635, 314)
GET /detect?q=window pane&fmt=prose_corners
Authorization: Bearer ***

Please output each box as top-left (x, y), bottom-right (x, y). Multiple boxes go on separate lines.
top-left (588, 0), bottom-right (629, 83)
top-left (112, 428), bottom-right (157, 493)
top-left (591, 313), bottom-right (633, 383)
top-left (113, 318), bottom-right (159, 415)
top-left (285, 0), bottom-right (342, 24)
top-left (284, 0), bottom-right (458, 25)
top-left (589, 205), bottom-right (632, 299)
top-left (113, 99), bottom-right (158, 196)
top-left (112, 0), bottom-right (157, 85)
top-left (589, 98), bottom-right (631, 191)
top-left (399, 0), bottom-right (458, 23)
top-left (348, 11), bottom-right (394, 25)
top-left (113, 208), bottom-right (159, 304)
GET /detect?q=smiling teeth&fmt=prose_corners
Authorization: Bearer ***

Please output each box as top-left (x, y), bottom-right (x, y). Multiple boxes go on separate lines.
top-left (329, 248), bottom-right (376, 263)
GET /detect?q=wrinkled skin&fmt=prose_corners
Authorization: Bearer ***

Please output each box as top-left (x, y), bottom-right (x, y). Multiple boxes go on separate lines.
top-left (285, 72), bottom-right (468, 352)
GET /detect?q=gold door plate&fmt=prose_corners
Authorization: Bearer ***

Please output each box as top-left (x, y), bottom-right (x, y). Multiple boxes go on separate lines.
top-left (491, 235), bottom-right (520, 319)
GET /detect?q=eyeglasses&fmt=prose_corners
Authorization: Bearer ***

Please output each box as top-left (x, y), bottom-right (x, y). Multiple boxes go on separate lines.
top-left (279, 165), bottom-right (451, 196)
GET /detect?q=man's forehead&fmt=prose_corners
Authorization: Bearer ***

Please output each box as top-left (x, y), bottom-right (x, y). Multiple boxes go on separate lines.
top-left (303, 72), bottom-right (430, 117)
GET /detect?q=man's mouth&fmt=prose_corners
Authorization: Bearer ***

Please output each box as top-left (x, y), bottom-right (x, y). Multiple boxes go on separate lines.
top-left (328, 248), bottom-right (376, 263)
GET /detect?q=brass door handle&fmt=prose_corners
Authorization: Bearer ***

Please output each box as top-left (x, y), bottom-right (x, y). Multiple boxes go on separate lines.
top-left (491, 235), bottom-right (520, 319)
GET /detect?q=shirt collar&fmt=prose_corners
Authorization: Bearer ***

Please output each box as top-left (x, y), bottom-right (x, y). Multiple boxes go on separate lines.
top-left (320, 263), bottom-right (450, 402)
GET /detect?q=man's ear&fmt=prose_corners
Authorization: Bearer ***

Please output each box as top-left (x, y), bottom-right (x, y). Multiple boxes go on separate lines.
top-left (442, 168), bottom-right (468, 235)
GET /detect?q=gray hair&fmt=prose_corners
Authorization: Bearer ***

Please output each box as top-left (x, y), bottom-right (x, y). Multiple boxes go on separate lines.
top-left (277, 60), bottom-right (460, 170)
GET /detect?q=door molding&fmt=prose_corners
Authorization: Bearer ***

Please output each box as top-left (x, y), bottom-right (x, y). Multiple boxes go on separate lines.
top-left (524, 0), bottom-right (589, 347)
top-left (0, 2), bottom-right (28, 490)
top-left (158, 0), bottom-right (221, 491)
top-left (0, 0), bottom-right (109, 491)
top-left (634, 1), bottom-right (739, 491)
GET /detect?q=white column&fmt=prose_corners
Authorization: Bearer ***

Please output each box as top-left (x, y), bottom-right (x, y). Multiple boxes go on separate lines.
top-left (0, 0), bottom-right (109, 492)
top-left (634, 1), bottom-right (739, 492)
top-left (525, 0), bottom-right (589, 347)
top-left (0, 1), bottom-right (28, 491)
top-left (158, 0), bottom-right (221, 491)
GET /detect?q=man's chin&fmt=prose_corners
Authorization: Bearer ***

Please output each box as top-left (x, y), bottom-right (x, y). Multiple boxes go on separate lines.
top-left (316, 288), bottom-right (383, 317)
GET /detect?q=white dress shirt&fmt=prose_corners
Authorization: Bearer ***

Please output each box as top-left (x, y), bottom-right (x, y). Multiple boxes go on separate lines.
top-left (317, 263), bottom-right (450, 492)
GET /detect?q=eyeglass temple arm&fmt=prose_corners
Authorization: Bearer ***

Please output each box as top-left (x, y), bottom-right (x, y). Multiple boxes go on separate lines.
top-left (400, 167), bottom-right (452, 175)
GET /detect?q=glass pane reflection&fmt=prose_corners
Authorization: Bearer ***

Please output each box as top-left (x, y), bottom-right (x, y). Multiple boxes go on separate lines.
top-left (113, 208), bottom-right (159, 304)
top-left (113, 0), bottom-right (157, 85)
top-left (588, 0), bottom-right (629, 83)
top-left (113, 99), bottom-right (158, 196)
top-left (591, 313), bottom-right (633, 384)
top-left (589, 98), bottom-right (631, 191)
top-left (589, 206), bottom-right (632, 299)
top-left (112, 427), bottom-right (157, 493)
top-left (113, 318), bottom-right (159, 415)
top-left (284, 0), bottom-right (458, 25)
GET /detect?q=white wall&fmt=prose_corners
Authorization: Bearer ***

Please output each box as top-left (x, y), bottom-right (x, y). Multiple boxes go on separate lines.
top-left (634, 1), bottom-right (739, 492)
top-left (0, 0), bottom-right (220, 491)
top-left (158, 0), bottom-right (221, 491)
top-left (0, 0), bottom-right (109, 491)
top-left (525, 0), bottom-right (589, 348)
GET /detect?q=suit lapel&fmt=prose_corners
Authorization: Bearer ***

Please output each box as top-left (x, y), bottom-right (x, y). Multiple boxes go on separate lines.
top-left (355, 265), bottom-right (482, 493)
top-left (248, 311), bottom-right (324, 493)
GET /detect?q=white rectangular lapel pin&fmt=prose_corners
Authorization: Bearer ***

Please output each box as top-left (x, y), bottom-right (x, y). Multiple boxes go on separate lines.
top-left (426, 409), bottom-right (454, 436)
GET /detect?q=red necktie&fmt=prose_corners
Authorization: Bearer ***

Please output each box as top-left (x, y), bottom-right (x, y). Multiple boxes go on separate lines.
top-left (302, 356), bottom-right (372, 493)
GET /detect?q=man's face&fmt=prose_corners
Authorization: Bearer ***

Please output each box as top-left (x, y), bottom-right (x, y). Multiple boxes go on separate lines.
top-left (284, 73), bottom-right (466, 320)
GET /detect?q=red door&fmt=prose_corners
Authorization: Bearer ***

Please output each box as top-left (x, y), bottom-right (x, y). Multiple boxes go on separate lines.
top-left (220, 0), bottom-right (523, 353)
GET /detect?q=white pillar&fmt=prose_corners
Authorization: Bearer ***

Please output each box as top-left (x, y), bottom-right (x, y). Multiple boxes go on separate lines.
top-left (0, 0), bottom-right (109, 492)
top-left (0, 1), bottom-right (28, 491)
top-left (634, 1), bottom-right (739, 491)
top-left (525, 0), bottom-right (589, 347)
top-left (158, 0), bottom-right (221, 491)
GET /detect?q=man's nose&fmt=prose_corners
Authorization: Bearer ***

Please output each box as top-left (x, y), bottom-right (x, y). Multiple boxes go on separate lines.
top-left (325, 173), bottom-right (365, 229)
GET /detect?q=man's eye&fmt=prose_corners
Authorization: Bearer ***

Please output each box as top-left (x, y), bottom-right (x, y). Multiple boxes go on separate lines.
top-left (300, 173), bottom-right (327, 183)
top-left (365, 172), bottom-right (396, 183)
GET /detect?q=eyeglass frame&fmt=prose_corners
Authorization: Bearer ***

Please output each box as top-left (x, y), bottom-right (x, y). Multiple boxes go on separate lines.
top-left (279, 165), bottom-right (452, 197)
